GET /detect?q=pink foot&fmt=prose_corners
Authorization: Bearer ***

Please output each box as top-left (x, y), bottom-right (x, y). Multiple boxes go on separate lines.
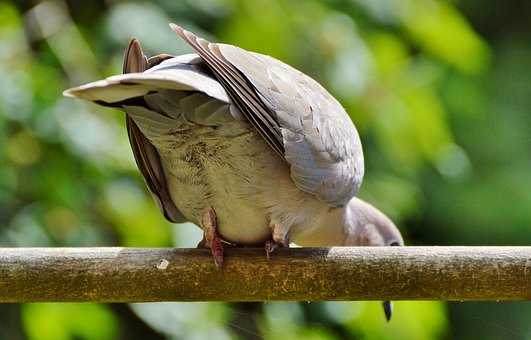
top-left (200, 207), bottom-right (224, 268)
top-left (265, 223), bottom-right (290, 260)
top-left (265, 240), bottom-right (279, 261)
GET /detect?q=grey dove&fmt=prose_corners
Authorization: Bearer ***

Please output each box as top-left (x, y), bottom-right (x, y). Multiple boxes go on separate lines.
top-left (64, 24), bottom-right (403, 321)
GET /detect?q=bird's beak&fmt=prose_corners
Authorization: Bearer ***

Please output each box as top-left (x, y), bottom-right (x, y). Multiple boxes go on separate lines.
top-left (382, 300), bottom-right (393, 321)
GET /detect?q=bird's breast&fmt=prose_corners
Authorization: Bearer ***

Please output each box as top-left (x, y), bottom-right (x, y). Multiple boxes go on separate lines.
top-left (156, 120), bottom-right (290, 245)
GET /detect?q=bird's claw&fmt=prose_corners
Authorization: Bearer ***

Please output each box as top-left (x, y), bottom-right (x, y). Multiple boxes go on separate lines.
top-left (210, 235), bottom-right (224, 268)
top-left (265, 223), bottom-right (290, 260)
top-left (200, 207), bottom-right (224, 268)
top-left (264, 240), bottom-right (279, 261)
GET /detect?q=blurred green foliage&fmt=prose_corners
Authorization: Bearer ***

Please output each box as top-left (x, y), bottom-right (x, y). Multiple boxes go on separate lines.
top-left (0, 0), bottom-right (530, 339)
top-left (22, 304), bottom-right (118, 340)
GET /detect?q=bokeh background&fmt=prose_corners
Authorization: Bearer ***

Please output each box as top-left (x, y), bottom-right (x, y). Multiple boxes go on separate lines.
top-left (1, 0), bottom-right (530, 339)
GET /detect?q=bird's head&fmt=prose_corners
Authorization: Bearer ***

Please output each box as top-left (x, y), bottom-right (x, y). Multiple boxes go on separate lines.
top-left (342, 197), bottom-right (404, 322)
top-left (343, 197), bottom-right (404, 248)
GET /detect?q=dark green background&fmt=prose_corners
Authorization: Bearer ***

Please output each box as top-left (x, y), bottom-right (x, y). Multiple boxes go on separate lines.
top-left (1, 0), bottom-right (530, 339)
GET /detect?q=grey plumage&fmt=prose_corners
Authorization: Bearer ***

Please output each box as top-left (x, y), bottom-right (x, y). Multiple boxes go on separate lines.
top-left (122, 41), bottom-right (185, 223)
top-left (65, 24), bottom-right (404, 321)
top-left (172, 25), bottom-right (364, 207)
top-left (64, 24), bottom-right (403, 252)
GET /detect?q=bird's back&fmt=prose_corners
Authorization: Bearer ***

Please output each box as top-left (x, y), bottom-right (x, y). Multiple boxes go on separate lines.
top-left (64, 28), bottom-right (366, 246)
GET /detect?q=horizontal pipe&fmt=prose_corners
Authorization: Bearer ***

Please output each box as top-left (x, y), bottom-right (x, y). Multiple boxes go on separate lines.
top-left (0, 247), bottom-right (530, 302)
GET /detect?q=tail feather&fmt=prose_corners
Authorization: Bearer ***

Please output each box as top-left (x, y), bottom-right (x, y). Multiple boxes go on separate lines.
top-left (63, 37), bottom-right (235, 224)
top-left (62, 79), bottom-right (150, 103)
top-left (123, 39), bottom-right (148, 73)
top-left (63, 55), bottom-right (229, 106)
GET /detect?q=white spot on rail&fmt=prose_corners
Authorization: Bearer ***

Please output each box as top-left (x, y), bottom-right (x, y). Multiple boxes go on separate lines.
top-left (156, 259), bottom-right (169, 270)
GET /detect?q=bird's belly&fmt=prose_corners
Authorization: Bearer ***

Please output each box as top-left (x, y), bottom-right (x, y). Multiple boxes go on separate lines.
top-left (158, 121), bottom-right (288, 245)
top-left (209, 194), bottom-right (272, 245)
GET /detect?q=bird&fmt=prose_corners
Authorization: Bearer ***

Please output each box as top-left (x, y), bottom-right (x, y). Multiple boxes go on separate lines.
top-left (64, 24), bottom-right (404, 321)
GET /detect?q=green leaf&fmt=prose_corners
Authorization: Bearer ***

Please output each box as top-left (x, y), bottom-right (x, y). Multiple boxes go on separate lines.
top-left (22, 303), bottom-right (118, 340)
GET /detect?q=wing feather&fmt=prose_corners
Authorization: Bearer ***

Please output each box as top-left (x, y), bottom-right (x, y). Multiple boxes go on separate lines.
top-left (171, 24), bottom-right (284, 157)
top-left (170, 24), bottom-right (364, 206)
top-left (122, 39), bottom-right (185, 223)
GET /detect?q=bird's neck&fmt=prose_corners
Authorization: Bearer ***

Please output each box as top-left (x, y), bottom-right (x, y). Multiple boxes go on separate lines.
top-left (290, 205), bottom-right (350, 247)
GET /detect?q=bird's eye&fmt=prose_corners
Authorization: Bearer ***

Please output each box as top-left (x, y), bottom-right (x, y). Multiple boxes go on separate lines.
top-left (389, 241), bottom-right (400, 246)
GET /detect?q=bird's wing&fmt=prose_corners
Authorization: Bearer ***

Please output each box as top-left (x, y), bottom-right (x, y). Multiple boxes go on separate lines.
top-left (123, 39), bottom-right (185, 223)
top-left (171, 24), bottom-right (364, 206)
top-left (65, 40), bottom-right (232, 223)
